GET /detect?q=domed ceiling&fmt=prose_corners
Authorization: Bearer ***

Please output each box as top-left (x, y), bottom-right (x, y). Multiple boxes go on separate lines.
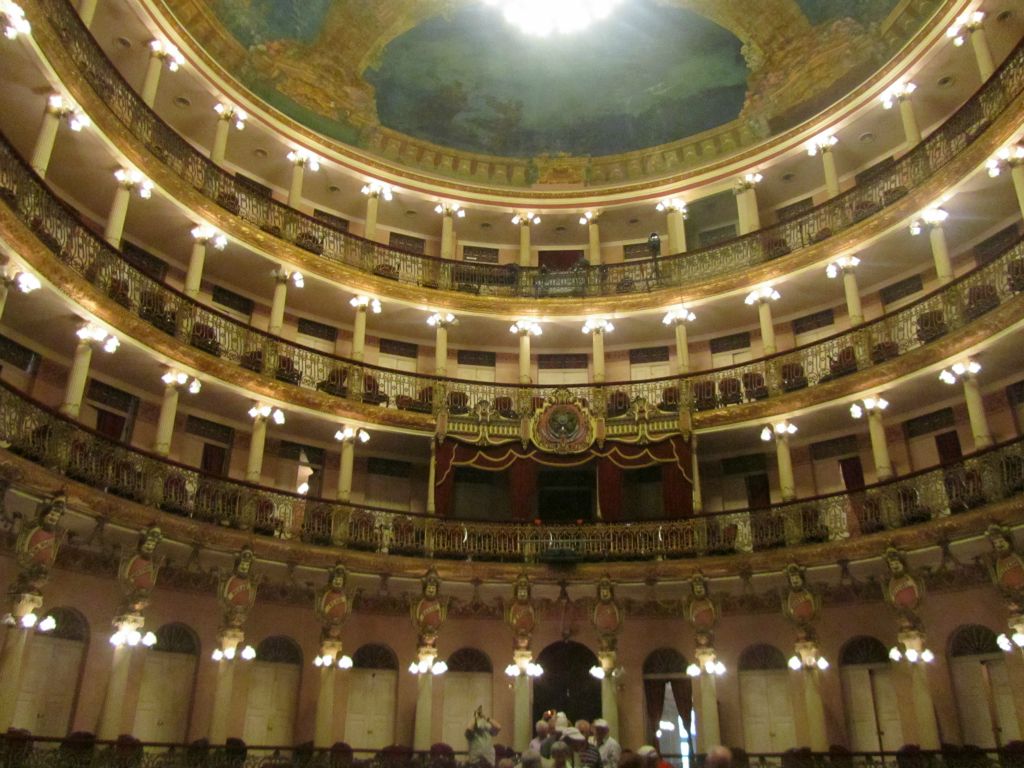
top-left (166, 0), bottom-right (940, 187)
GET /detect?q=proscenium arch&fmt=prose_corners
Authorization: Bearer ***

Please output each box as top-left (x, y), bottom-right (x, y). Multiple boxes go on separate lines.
top-left (533, 640), bottom-right (602, 725)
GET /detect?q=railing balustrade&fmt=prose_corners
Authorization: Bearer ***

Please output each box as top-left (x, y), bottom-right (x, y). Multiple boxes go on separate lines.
top-left (25, 0), bottom-right (1024, 297)
top-left (3, 127), bottom-right (1023, 425)
top-left (1, 380), bottom-right (1021, 563)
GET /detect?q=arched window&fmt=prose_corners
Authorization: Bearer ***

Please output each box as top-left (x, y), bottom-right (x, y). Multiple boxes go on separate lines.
top-left (643, 647), bottom-right (688, 675)
top-left (353, 643), bottom-right (399, 670)
top-left (738, 643), bottom-right (788, 670)
top-left (447, 647), bottom-right (493, 673)
top-left (40, 607), bottom-right (89, 642)
top-left (949, 624), bottom-right (1001, 657)
top-left (255, 635), bottom-right (303, 665)
top-left (642, 649), bottom-right (693, 763)
top-left (839, 636), bottom-right (889, 666)
top-left (153, 622), bottom-right (200, 655)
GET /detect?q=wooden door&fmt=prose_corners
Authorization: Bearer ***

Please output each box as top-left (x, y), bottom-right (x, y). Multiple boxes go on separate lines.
top-left (841, 665), bottom-right (903, 751)
top-left (442, 672), bottom-right (493, 749)
top-left (243, 662), bottom-right (300, 747)
top-left (739, 670), bottom-right (795, 753)
top-left (13, 636), bottom-right (84, 737)
top-left (839, 456), bottom-right (866, 491)
top-left (935, 430), bottom-right (963, 465)
top-left (745, 474), bottom-right (771, 509)
top-left (952, 656), bottom-right (1022, 747)
top-left (345, 669), bottom-right (397, 750)
top-left (871, 666), bottom-right (904, 751)
top-left (133, 651), bottom-right (196, 742)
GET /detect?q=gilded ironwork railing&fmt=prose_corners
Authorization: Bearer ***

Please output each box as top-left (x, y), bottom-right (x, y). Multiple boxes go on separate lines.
top-left (3, 126), bottom-right (1024, 426)
top-left (2, 380), bottom-right (1022, 562)
top-left (27, 0), bottom-right (1024, 297)
top-left (1, 737), bottom-right (1010, 768)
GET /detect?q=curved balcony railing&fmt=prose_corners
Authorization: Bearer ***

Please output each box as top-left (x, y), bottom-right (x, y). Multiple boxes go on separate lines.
top-left (2, 380), bottom-right (1022, 562)
top-left (3, 127), bottom-right (1024, 426)
top-left (28, 0), bottom-right (1024, 298)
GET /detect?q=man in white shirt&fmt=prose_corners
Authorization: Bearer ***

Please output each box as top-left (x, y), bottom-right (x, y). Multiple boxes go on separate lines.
top-left (592, 719), bottom-right (621, 768)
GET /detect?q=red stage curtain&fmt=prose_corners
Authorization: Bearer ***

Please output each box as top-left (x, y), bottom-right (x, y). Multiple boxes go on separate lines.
top-left (598, 458), bottom-right (623, 522)
top-left (508, 459), bottom-right (537, 520)
top-left (643, 679), bottom-right (666, 744)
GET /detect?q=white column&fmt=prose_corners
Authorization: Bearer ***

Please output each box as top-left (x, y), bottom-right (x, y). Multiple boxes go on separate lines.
top-left (269, 274), bottom-right (289, 335)
top-left (314, 665), bottom-right (337, 748)
top-left (518, 332), bottom-right (532, 385)
top-left (426, 441), bottom-right (437, 515)
top-left (842, 269), bottom-right (864, 325)
top-left (775, 431), bottom-right (796, 502)
top-left (969, 24), bottom-right (995, 81)
top-left (104, 183), bottom-right (133, 248)
top-left (185, 228), bottom-right (219, 298)
top-left (591, 328), bottom-right (606, 384)
top-left (209, 630), bottom-right (243, 743)
top-left (60, 338), bottom-right (93, 419)
top-left (691, 435), bottom-right (703, 514)
top-left (31, 103), bottom-right (63, 178)
top-left (1009, 164), bottom-right (1024, 220)
top-left (211, 105), bottom-right (245, 165)
top-left (289, 162), bottom-right (305, 208)
top-left (696, 673), bottom-right (720, 751)
top-left (518, 220), bottom-right (532, 267)
top-left (0, 628), bottom-right (31, 731)
top-left (141, 43), bottom-right (181, 108)
top-left (598, 651), bottom-right (619, 737)
top-left (929, 224), bottom-right (953, 284)
top-left (867, 409), bottom-right (894, 480)
top-left (434, 324), bottom-right (449, 376)
top-left (673, 321), bottom-right (691, 374)
top-left (735, 175), bottom-right (762, 235)
top-left (337, 438), bottom-right (354, 502)
top-left (588, 219), bottom-right (602, 265)
top-left (757, 300), bottom-right (777, 355)
top-left (97, 639), bottom-right (136, 739)
top-left (153, 382), bottom-right (180, 456)
top-left (821, 146), bottom-right (840, 198)
top-left (512, 668), bottom-right (532, 751)
top-left (246, 416), bottom-right (268, 483)
top-left (352, 306), bottom-right (368, 362)
top-left (413, 668), bottom-right (434, 751)
top-left (803, 669), bottom-right (829, 751)
top-left (78, 0), bottom-right (99, 27)
top-left (364, 194), bottom-right (380, 242)
top-left (899, 97), bottom-right (922, 147)
top-left (663, 205), bottom-right (687, 254)
top-left (440, 210), bottom-right (456, 260)
top-left (962, 374), bottom-right (994, 449)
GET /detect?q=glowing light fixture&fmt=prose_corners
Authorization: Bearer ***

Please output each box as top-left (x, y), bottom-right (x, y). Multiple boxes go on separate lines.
top-left (880, 79), bottom-right (917, 109)
top-left (761, 421), bottom-right (797, 442)
top-left (997, 632), bottom-right (1024, 651)
top-left (825, 255), bottom-right (860, 278)
top-left (510, 319), bottom-right (542, 336)
top-left (434, 202), bottom-right (466, 218)
top-left (162, 370), bottom-right (201, 394)
top-left (1, 1), bottom-right (30, 39)
top-left (662, 306), bottom-right (696, 325)
top-left (655, 198), bottom-right (686, 214)
top-left (939, 359), bottom-right (981, 384)
top-left (947, 11), bottom-right (985, 46)
top-left (249, 403), bottom-right (285, 424)
top-left (149, 39), bottom-right (185, 70)
top-left (114, 168), bottom-right (153, 198)
top-left (512, 211), bottom-right (541, 225)
top-left (582, 318), bottom-right (614, 334)
top-left (335, 426), bottom-right (370, 444)
top-left (37, 615), bottom-right (56, 632)
top-left (805, 133), bottom-right (838, 156)
top-left (361, 180), bottom-right (392, 200)
top-left (909, 207), bottom-right (949, 235)
top-left (482, 0), bottom-right (624, 37)
top-left (77, 323), bottom-right (119, 353)
top-left (287, 148), bottom-right (321, 172)
top-left (191, 224), bottom-right (227, 250)
top-left (986, 144), bottom-right (1024, 177)
top-left (579, 211), bottom-right (597, 225)
top-left (214, 102), bottom-right (247, 130)
top-left (427, 312), bottom-right (457, 327)
top-left (745, 285), bottom-right (780, 305)
top-left (350, 295), bottom-right (382, 313)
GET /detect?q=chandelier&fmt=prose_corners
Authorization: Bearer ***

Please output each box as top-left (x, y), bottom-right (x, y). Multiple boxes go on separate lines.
top-left (482, 0), bottom-right (624, 36)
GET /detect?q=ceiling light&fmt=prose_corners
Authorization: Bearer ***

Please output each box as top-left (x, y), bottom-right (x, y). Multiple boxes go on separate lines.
top-left (826, 255), bottom-right (860, 278)
top-left (510, 319), bottom-right (542, 336)
top-left (361, 181), bottom-right (393, 201)
top-left (350, 295), bottom-right (382, 313)
top-left (662, 306), bottom-right (696, 325)
top-left (427, 312), bottom-right (457, 327)
top-left (805, 133), bottom-right (838, 156)
top-left (1, 1), bottom-right (31, 39)
top-left (214, 102), bottom-right (247, 130)
top-left (947, 11), bottom-right (985, 46)
top-left (579, 211), bottom-right (596, 225)
top-left (287, 148), bottom-right (321, 172)
top-left (335, 426), bottom-right (370, 443)
top-left (434, 202), bottom-right (465, 218)
top-left (582, 318), bottom-right (614, 334)
top-left (37, 615), bottom-right (56, 632)
top-left (290, 271), bottom-right (304, 288)
top-left (114, 168), bottom-right (153, 198)
top-left (482, 0), bottom-right (624, 37)
top-left (512, 211), bottom-right (541, 225)
top-left (745, 285), bottom-right (780, 305)
top-left (655, 198), bottom-right (686, 214)
top-left (149, 39), bottom-right (185, 71)
top-left (880, 79), bottom-right (917, 109)
top-left (14, 271), bottom-right (40, 293)
top-left (191, 224), bottom-right (227, 250)
top-left (77, 323), bottom-right (119, 353)
top-left (986, 144), bottom-right (1024, 176)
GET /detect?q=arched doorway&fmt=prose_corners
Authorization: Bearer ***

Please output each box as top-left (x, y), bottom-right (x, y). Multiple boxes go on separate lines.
top-left (243, 636), bottom-right (302, 747)
top-left (533, 640), bottom-right (601, 724)
top-left (133, 622), bottom-right (200, 742)
top-left (13, 607), bottom-right (89, 737)
top-left (643, 648), bottom-right (694, 765)
top-left (345, 643), bottom-right (398, 750)
top-left (738, 643), bottom-right (796, 753)
top-left (839, 635), bottom-right (903, 751)
top-left (948, 624), bottom-right (1022, 747)
top-left (442, 648), bottom-right (494, 748)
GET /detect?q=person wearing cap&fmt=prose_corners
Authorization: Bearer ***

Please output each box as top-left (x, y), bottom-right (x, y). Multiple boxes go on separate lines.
top-left (592, 719), bottom-right (620, 768)
top-left (541, 712), bottom-right (571, 758)
top-left (466, 706), bottom-right (502, 768)
top-left (529, 719), bottom-right (550, 753)
top-left (563, 727), bottom-right (602, 768)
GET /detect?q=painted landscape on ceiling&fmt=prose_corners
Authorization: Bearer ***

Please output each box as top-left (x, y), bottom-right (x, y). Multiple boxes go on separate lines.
top-left (364, 2), bottom-right (748, 157)
top-left (197, 0), bottom-right (927, 172)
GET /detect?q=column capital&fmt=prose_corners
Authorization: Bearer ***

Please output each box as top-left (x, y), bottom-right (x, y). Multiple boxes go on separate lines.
top-left (662, 305), bottom-right (696, 326)
top-left (947, 10), bottom-right (985, 45)
top-left (986, 144), bottom-right (1024, 176)
top-left (512, 211), bottom-right (540, 227)
top-left (76, 322), bottom-right (119, 353)
top-left (734, 172), bottom-right (763, 192)
top-left (909, 207), bottom-right (949, 235)
top-left (248, 403), bottom-right (285, 425)
top-left (361, 180), bottom-right (392, 200)
top-left (287, 148), bottom-right (321, 171)
top-left (161, 369), bottom-right (201, 394)
top-left (939, 359), bottom-right (981, 385)
top-left (190, 224), bottom-right (227, 249)
top-left (214, 102), bottom-right (247, 130)
top-left (805, 133), bottom-right (838, 156)
top-left (790, 639), bottom-right (830, 671)
top-left (45, 94), bottom-right (89, 131)
top-left (880, 79), bottom-right (917, 109)
top-left (826, 255), bottom-right (861, 278)
top-left (113, 168), bottom-right (153, 198)
top-left (761, 420), bottom-right (797, 443)
top-left (582, 318), bottom-right (614, 335)
top-left (334, 425), bottom-right (370, 444)
top-left (579, 210), bottom-right (600, 225)
top-left (510, 319), bottom-right (542, 337)
top-left (350, 295), bottom-right (382, 314)
top-left (434, 202), bottom-right (465, 218)
top-left (148, 39), bottom-right (185, 71)
top-left (4, 591), bottom-right (43, 625)
top-left (427, 311), bottom-right (457, 329)
top-left (656, 197), bottom-right (687, 215)
top-left (275, 268), bottom-right (304, 287)
top-left (745, 285), bottom-right (780, 305)
top-left (850, 395), bottom-right (889, 419)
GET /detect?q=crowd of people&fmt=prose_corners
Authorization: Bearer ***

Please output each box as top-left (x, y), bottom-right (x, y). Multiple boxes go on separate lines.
top-left (466, 708), bottom-right (733, 768)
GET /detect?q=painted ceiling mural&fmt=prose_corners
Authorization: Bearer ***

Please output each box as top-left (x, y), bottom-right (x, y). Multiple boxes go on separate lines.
top-left (172, 0), bottom-right (936, 184)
